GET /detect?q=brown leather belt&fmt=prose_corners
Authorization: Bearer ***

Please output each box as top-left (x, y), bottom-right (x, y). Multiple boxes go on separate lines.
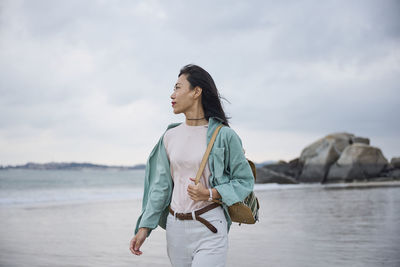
top-left (169, 202), bottom-right (220, 233)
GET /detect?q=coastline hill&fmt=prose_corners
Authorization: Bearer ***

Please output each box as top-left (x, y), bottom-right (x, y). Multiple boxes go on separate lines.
top-left (0, 162), bottom-right (146, 170)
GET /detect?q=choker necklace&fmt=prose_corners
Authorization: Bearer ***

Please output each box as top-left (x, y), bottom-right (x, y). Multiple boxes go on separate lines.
top-left (187, 117), bottom-right (205, 120)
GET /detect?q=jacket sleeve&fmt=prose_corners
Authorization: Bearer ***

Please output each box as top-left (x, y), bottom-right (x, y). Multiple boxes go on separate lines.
top-left (134, 135), bottom-right (172, 236)
top-left (214, 129), bottom-right (254, 206)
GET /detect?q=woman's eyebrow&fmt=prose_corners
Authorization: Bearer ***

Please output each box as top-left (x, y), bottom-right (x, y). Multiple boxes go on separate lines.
top-left (175, 83), bottom-right (182, 86)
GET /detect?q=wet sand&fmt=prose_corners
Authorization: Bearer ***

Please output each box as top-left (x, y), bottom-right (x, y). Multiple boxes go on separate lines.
top-left (1, 183), bottom-right (400, 267)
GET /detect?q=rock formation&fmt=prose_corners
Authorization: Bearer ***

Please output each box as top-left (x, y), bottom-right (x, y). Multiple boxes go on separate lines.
top-left (256, 165), bottom-right (298, 184)
top-left (326, 144), bottom-right (388, 182)
top-left (298, 133), bottom-right (354, 183)
top-left (256, 132), bottom-right (398, 184)
top-left (391, 157), bottom-right (400, 168)
top-left (256, 158), bottom-right (302, 184)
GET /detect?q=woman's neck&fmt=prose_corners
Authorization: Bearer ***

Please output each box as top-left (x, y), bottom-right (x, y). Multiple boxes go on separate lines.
top-left (185, 118), bottom-right (208, 126)
top-left (184, 109), bottom-right (207, 126)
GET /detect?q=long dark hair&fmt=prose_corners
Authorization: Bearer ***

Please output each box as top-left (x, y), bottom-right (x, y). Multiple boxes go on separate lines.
top-left (178, 64), bottom-right (230, 127)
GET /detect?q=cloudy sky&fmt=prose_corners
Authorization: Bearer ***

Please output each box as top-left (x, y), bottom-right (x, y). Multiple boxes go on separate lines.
top-left (1, 0), bottom-right (399, 166)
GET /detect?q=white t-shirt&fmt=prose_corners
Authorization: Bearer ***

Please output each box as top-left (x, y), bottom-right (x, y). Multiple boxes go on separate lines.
top-left (163, 121), bottom-right (211, 213)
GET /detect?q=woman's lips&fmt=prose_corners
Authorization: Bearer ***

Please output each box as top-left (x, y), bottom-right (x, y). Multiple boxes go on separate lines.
top-left (171, 101), bottom-right (176, 107)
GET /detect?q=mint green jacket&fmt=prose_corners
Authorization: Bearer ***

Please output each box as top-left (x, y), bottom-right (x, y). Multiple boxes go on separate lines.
top-left (134, 117), bottom-right (254, 236)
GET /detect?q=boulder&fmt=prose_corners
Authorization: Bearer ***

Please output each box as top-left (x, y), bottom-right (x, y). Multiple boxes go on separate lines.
top-left (256, 167), bottom-right (298, 184)
top-left (326, 143), bottom-right (388, 182)
top-left (260, 158), bottom-right (302, 180)
top-left (390, 157), bottom-right (400, 168)
top-left (351, 136), bottom-right (370, 145)
top-left (387, 169), bottom-right (400, 179)
top-left (298, 133), bottom-right (353, 182)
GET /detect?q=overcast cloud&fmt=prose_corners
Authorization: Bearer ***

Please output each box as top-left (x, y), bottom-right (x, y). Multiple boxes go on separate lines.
top-left (1, 0), bottom-right (399, 166)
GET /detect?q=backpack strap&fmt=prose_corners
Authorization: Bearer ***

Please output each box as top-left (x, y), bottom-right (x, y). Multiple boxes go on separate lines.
top-left (194, 124), bottom-right (223, 185)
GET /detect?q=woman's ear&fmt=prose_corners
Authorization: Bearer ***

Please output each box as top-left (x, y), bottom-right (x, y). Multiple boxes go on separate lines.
top-left (193, 86), bottom-right (202, 99)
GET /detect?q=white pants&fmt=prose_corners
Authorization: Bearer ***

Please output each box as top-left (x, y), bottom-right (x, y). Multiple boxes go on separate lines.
top-left (166, 205), bottom-right (228, 267)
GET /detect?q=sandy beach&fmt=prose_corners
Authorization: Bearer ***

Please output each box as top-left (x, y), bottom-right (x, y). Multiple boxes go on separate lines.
top-left (1, 184), bottom-right (400, 267)
top-left (1, 198), bottom-right (266, 267)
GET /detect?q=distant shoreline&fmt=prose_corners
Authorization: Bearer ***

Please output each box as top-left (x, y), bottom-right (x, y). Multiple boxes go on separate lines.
top-left (0, 162), bottom-right (146, 171)
top-left (0, 160), bottom-right (276, 171)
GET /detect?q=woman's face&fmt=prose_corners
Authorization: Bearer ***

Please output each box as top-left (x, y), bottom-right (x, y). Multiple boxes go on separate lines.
top-left (170, 74), bottom-right (197, 114)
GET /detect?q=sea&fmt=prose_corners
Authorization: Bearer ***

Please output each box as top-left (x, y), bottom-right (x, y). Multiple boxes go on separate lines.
top-left (0, 169), bottom-right (146, 207)
top-left (0, 169), bottom-right (399, 267)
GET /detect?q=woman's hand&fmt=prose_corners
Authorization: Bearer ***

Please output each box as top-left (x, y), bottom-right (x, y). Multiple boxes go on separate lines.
top-left (129, 227), bottom-right (148, 256)
top-left (187, 178), bottom-right (209, 201)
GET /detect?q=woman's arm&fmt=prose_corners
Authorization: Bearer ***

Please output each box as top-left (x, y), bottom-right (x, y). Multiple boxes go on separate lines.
top-left (135, 134), bottom-right (173, 233)
top-left (187, 128), bottom-right (254, 204)
top-left (213, 129), bottom-right (254, 206)
top-left (132, 134), bottom-right (173, 253)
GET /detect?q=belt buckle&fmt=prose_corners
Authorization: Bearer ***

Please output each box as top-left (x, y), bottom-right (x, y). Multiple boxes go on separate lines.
top-left (191, 210), bottom-right (196, 221)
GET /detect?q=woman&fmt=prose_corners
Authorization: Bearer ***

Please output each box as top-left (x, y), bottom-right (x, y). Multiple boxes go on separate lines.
top-left (129, 64), bottom-right (254, 266)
